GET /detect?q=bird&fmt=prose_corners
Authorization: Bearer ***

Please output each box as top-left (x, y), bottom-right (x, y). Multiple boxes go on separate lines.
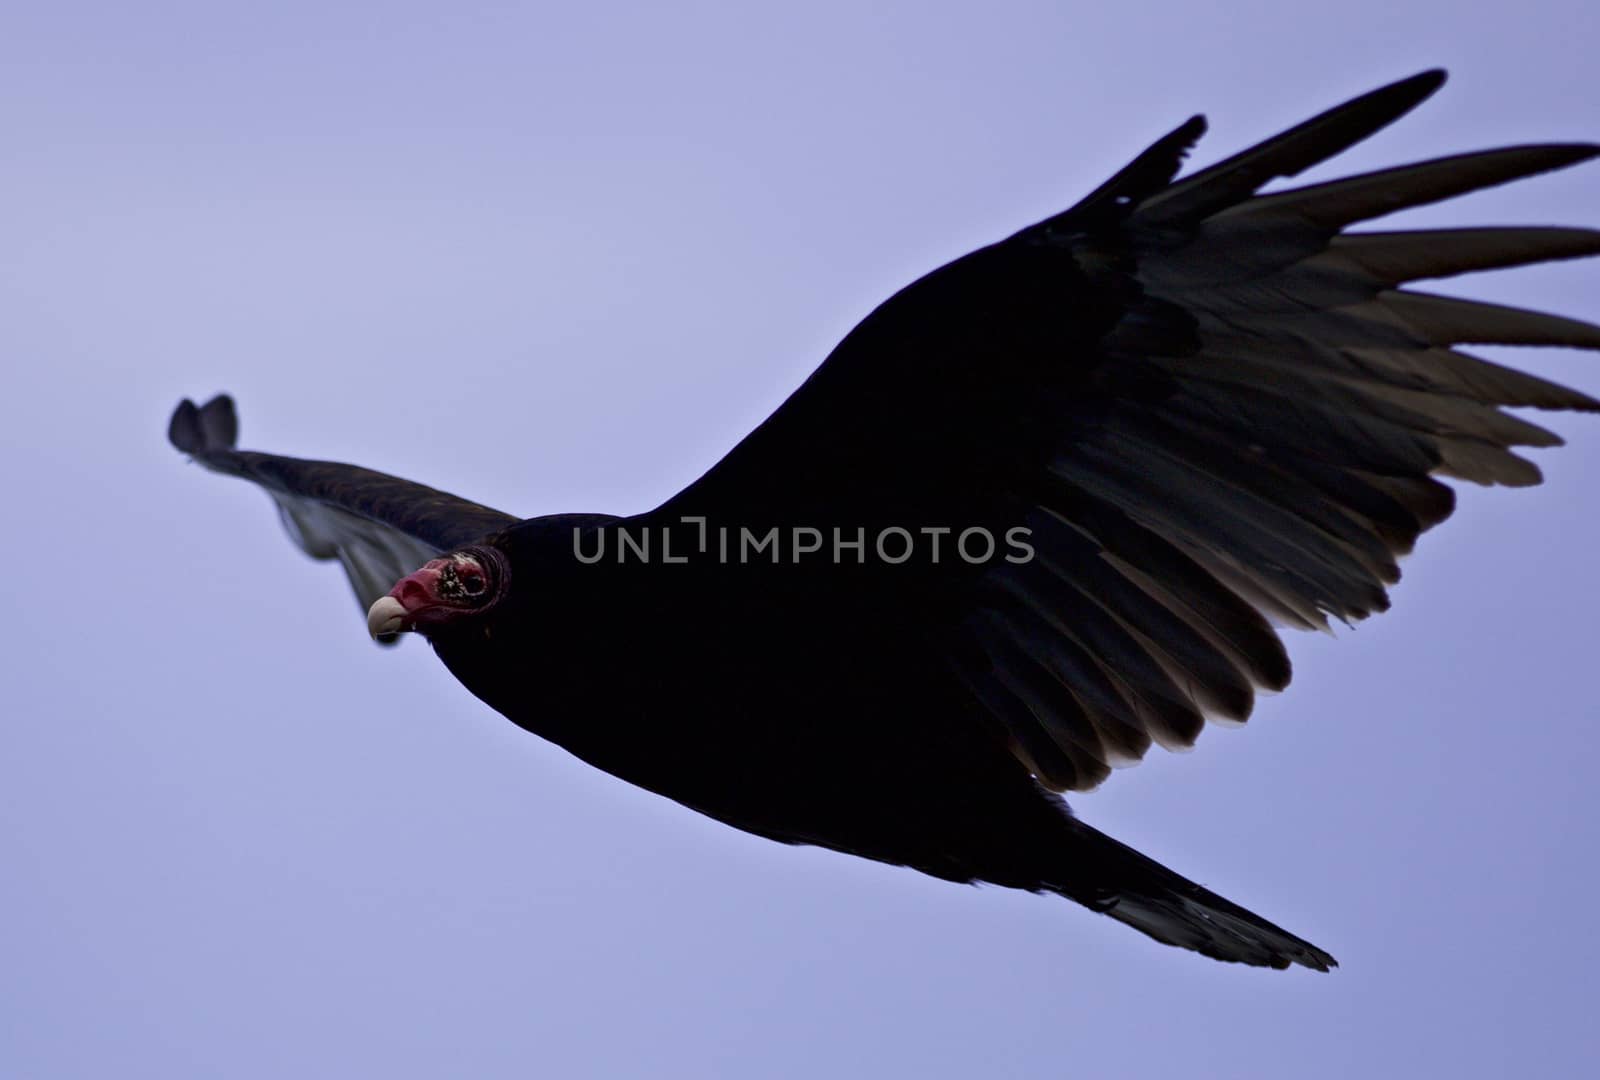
top-left (169, 70), bottom-right (1600, 971)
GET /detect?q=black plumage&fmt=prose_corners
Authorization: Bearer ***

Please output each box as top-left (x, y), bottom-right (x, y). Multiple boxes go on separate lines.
top-left (170, 71), bottom-right (1600, 970)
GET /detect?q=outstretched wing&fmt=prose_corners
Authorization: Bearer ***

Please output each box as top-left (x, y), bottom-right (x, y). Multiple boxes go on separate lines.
top-left (646, 71), bottom-right (1600, 790)
top-left (169, 394), bottom-right (519, 638)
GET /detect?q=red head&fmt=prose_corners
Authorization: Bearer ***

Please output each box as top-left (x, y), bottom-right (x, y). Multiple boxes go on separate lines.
top-left (366, 547), bottom-right (510, 640)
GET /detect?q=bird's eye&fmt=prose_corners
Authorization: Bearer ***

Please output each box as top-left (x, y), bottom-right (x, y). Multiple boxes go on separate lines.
top-left (461, 572), bottom-right (486, 597)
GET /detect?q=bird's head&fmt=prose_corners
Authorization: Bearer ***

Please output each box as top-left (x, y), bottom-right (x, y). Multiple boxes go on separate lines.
top-left (366, 546), bottom-right (512, 641)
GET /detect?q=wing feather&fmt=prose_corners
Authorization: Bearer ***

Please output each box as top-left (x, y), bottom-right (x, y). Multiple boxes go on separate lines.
top-left (640, 73), bottom-right (1598, 791)
top-left (1325, 227), bottom-right (1600, 283)
top-left (1139, 70), bottom-right (1447, 226)
top-left (170, 395), bottom-right (518, 635)
top-left (1210, 145), bottom-right (1600, 229)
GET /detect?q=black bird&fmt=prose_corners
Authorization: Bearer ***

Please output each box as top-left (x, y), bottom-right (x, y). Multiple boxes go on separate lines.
top-left (170, 71), bottom-right (1600, 970)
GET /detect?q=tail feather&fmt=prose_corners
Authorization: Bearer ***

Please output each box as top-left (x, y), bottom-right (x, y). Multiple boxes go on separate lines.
top-left (1058, 818), bottom-right (1337, 971)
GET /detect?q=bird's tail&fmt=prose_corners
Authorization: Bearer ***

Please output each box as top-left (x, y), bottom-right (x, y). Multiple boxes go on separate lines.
top-left (1054, 818), bottom-right (1337, 971)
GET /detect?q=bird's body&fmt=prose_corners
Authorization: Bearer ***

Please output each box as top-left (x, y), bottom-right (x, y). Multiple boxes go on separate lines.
top-left (432, 522), bottom-right (1316, 965)
top-left (169, 71), bottom-right (1600, 970)
top-left (445, 526), bottom-right (1028, 871)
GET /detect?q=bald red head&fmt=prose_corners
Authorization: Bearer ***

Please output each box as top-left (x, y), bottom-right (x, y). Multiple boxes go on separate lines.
top-left (367, 551), bottom-right (503, 639)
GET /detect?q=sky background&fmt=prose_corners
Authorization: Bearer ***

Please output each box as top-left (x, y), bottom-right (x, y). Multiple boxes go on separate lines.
top-left (4, 2), bottom-right (1598, 1077)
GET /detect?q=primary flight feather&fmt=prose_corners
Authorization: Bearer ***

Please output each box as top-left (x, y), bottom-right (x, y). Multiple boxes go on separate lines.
top-left (170, 70), bottom-right (1600, 970)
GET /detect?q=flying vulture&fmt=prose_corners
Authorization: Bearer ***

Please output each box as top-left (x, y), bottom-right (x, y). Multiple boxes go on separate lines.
top-left (169, 71), bottom-right (1600, 970)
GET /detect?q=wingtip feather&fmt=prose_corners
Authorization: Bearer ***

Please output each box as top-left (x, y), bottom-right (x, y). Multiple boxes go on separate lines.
top-left (168, 394), bottom-right (239, 455)
top-left (1140, 69), bottom-right (1452, 227)
top-left (167, 399), bottom-right (201, 453)
top-left (1026, 114), bottom-right (1209, 238)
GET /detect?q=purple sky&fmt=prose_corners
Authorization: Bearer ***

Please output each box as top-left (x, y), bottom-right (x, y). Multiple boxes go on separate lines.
top-left (5, 3), bottom-right (1598, 1077)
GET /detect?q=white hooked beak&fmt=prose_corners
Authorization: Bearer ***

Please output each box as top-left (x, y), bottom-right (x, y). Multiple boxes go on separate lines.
top-left (367, 595), bottom-right (409, 639)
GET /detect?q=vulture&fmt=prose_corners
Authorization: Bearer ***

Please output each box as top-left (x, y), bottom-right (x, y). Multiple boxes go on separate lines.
top-left (169, 71), bottom-right (1600, 971)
